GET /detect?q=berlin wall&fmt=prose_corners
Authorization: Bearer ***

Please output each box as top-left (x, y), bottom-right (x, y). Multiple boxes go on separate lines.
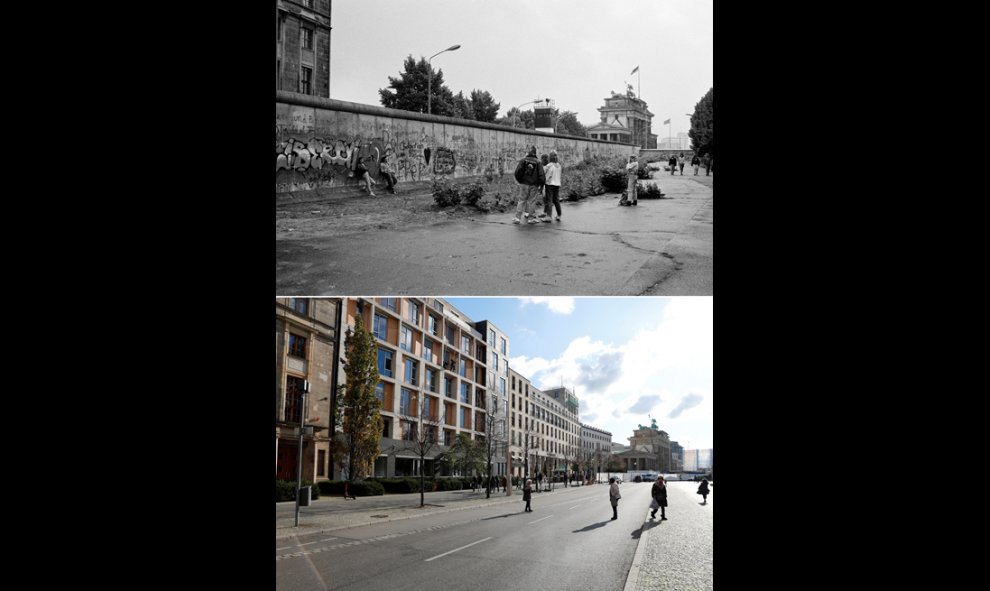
top-left (276, 90), bottom-right (637, 194)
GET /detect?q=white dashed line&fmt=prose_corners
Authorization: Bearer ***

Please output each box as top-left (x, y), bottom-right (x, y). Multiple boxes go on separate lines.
top-left (528, 515), bottom-right (553, 525)
top-left (424, 537), bottom-right (493, 562)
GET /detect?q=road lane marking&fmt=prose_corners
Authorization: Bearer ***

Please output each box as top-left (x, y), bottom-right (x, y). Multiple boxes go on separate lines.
top-left (528, 515), bottom-right (553, 525)
top-left (424, 537), bottom-right (493, 562)
top-left (275, 537), bottom-right (337, 551)
top-left (568, 504), bottom-right (582, 510)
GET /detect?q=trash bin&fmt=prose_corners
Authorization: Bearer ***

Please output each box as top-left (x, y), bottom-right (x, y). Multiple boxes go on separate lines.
top-left (298, 486), bottom-right (311, 507)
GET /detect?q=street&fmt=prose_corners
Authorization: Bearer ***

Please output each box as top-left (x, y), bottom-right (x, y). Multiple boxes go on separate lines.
top-left (276, 481), bottom-right (712, 591)
top-left (275, 173), bottom-right (712, 296)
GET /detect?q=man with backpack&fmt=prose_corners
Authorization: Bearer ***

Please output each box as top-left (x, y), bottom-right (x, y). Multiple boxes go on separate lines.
top-left (513, 146), bottom-right (546, 225)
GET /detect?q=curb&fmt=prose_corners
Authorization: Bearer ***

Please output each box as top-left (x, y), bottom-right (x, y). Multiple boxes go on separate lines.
top-left (623, 510), bottom-right (654, 591)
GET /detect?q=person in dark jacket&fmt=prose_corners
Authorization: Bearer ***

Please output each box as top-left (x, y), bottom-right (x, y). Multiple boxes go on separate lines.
top-left (513, 147), bottom-right (547, 224)
top-left (523, 479), bottom-right (533, 512)
top-left (697, 477), bottom-right (710, 504)
top-left (668, 154), bottom-right (677, 175)
top-left (650, 476), bottom-right (668, 520)
top-left (609, 477), bottom-right (621, 520)
top-left (691, 154), bottom-right (701, 175)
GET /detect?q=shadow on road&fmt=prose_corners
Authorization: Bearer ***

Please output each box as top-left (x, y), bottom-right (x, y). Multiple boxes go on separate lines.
top-left (572, 521), bottom-right (610, 533)
top-left (631, 521), bottom-right (660, 539)
top-left (481, 512), bottom-right (524, 520)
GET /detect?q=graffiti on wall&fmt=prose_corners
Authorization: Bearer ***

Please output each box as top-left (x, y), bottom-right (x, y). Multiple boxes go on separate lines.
top-left (432, 147), bottom-right (456, 175)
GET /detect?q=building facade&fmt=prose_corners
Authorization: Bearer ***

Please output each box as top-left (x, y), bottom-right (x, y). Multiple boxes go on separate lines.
top-left (670, 441), bottom-right (684, 473)
top-left (342, 297), bottom-right (494, 479)
top-left (580, 423), bottom-right (613, 476)
top-left (275, 297), bottom-right (342, 483)
top-left (507, 370), bottom-right (581, 480)
top-left (586, 91), bottom-right (657, 148)
top-left (613, 426), bottom-right (673, 473)
top-left (276, 0), bottom-right (332, 98)
top-left (474, 320), bottom-right (510, 476)
top-left (683, 448), bottom-right (714, 472)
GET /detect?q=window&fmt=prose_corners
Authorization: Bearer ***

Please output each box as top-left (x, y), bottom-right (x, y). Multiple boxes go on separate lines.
top-left (401, 420), bottom-right (416, 441)
top-left (424, 425), bottom-right (438, 443)
top-left (459, 358), bottom-right (467, 378)
top-left (289, 298), bottom-right (308, 315)
top-left (426, 368), bottom-right (437, 393)
top-left (428, 315), bottom-right (438, 336)
top-left (459, 407), bottom-right (468, 428)
top-left (373, 313), bottom-right (387, 340)
top-left (382, 297), bottom-right (397, 312)
top-left (300, 66), bottom-right (312, 94)
top-left (375, 382), bottom-right (385, 403)
top-left (500, 337), bottom-right (506, 354)
top-left (400, 325), bottom-right (412, 352)
top-left (460, 382), bottom-right (469, 403)
top-left (404, 358), bottom-right (418, 385)
top-left (489, 329), bottom-right (495, 346)
top-left (436, 301), bottom-right (444, 313)
top-left (444, 429), bottom-right (454, 446)
top-left (446, 325), bottom-right (455, 345)
top-left (423, 338), bottom-right (434, 363)
top-left (300, 27), bottom-right (313, 50)
top-left (500, 377), bottom-right (506, 396)
top-left (288, 334), bottom-right (306, 358)
top-left (317, 450), bottom-right (325, 477)
top-left (409, 302), bottom-right (419, 324)
top-left (378, 348), bottom-right (394, 377)
top-left (285, 376), bottom-right (304, 423)
top-left (444, 377), bottom-right (454, 399)
top-left (462, 335), bottom-right (470, 354)
top-left (491, 353), bottom-right (498, 372)
top-left (512, 376), bottom-right (515, 390)
top-left (423, 396), bottom-right (433, 420)
top-left (400, 388), bottom-right (413, 416)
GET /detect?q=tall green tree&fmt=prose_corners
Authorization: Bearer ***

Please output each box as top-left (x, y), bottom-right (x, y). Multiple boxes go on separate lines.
top-left (337, 313), bottom-right (384, 481)
top-left (556, 111), bottom-right (588, 137)
top-left (443, 432), bottom-right (483, 477)
top-left (450, 90), bottom-right (475, 121)
top-left (496, 108), bottom-right (535, 129)
top-left (470, 89), bottom-right (500, 122)
top-left (689, 87), bottom-right (713, 157)
top-left (379, 55), bottom-right (454, 115)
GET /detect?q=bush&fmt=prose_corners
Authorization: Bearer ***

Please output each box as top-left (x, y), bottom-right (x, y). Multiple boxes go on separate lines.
top-left (348, 480), bottom-right (385, 496)
top-left (434, 477), bottom-right (463, 491)
top-left (460, 181), bottom-right (486, 206)
top-left (369, 477), bottom-right (428, 494)
top-left (637, 165), bottom-right (652, 179)
top-left (599, 166), bottom-right (627, 192)
top-left (275, 479), bottom-right (320, 501)
top-left (641, 183), bottom-right (666, 199)
top-left (432, 177), bottom-right (461, 207)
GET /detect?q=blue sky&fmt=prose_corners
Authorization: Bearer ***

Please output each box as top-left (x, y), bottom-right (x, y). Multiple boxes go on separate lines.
top-left (447, 297), bottom-right (713, 450)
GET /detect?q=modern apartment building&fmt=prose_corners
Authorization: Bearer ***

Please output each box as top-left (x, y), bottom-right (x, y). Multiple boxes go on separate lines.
top-left (275, 297), bottom-right (342, 482)
top-left (276, 0), bottom-right (332, 97)
top-left (683, 448), bottom-right (714, 472)
top-left (342, 297), bottom-right (494, 479)
top-left (474, 320), bottom-right (510, 476)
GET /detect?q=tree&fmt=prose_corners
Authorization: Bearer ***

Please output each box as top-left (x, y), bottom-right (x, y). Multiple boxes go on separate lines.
top-left (470, 89), bottom-right (500, 122)
top-left (450, 90), bottom-right (475, 121)
top-left (401, 391), bottom-right (443, 507)
top-left (337, 314), bottom-right (384, 482)
top-left (496, 108), bottom-right (535, 129)
top-left (443, 432), bottom-right (483, 479)
top-left (556, 111), bottom-right (587, 137)
top-left (689, 87), bottom-right (713, 157)
top-left (379, 55), bottom-right (454, 115)
top-left (479, 401), bottom-right (507, 499)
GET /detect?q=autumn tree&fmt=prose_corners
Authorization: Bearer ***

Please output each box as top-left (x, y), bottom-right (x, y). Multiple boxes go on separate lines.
top-left (689, 87), bottom-right (713, 157)
top-left (337, 313), bottom-right (384, 482)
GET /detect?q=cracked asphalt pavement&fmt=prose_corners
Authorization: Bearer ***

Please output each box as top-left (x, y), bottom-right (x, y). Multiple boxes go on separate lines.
top-left (275, 173), bottom-right (711, 295)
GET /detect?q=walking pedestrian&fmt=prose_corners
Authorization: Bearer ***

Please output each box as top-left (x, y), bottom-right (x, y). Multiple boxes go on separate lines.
top-left (542, 151), bottom-right (563, 221)
top-left (650, 476), bottom-right (668, 520)
top-left (523, 479), bottom-right (533, 512)
top-left (627, 155), bottom-right (639, 206)
top-left (678, 153), bottom-right (686, 175)
top-left (668, 154), bottom-right (677, 175)
top-left (379, 155), bottom-right (398, 194)
top-left (702, 153), bottom-right (712, 176)
top-left (691, 153), bottom-right (701, 175)
top-left (609, 476), bottom-right (621, 520)
top-left (697, 477), bottom-right (710, 504)
top-left (353, 157), bottom-right (377, 196)
top-left (513, 147), bottom-right (546, 225)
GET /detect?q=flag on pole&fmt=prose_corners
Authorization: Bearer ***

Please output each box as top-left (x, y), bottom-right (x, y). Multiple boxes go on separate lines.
top-left (663, 118), bottom-right (671, 124)
top-left (630, 66), bottom-right (639, 75)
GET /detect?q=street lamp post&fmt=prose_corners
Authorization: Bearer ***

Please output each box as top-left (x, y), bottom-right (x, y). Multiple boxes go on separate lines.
top-left (294, 379), bottom-right (310, 527)
top-left (427, 44), bottom-right (461, 115)
top-left (513, 99), bottom-right (540, 129)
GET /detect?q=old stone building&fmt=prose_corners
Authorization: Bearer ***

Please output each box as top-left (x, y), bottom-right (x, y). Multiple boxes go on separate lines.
top-left (586, 91), bottom-right (657, 149)
top-left (276, 0), bottom-right (331, 97)
top-left (613, 425), bottom-right (672, 473)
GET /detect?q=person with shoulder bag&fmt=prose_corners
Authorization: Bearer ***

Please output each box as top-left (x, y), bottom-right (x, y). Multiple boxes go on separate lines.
top-left (609, 477), bottom-right (622, 520)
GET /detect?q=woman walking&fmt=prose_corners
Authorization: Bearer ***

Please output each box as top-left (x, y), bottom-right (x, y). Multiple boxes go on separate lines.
top-left (650, 475), bottom-right (668, 520)
top-left (609, 477), bottom-right (621, 520)
top-left (691, 153), bottom-right (701, 175)
top-left (677, 153), bottom-right (686, 175)
top-left (697, 477), bottom-right (711, 505)
top-left (668, 154), bottom-right (677, 175)
top-left (523, 479), bottom-right (533, 512)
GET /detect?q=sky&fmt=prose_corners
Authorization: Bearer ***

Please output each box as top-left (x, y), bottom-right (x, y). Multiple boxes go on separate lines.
top-left (446, 297), bottom-right (713, 451)
top-left (329, 0), bottom-right (713, 136)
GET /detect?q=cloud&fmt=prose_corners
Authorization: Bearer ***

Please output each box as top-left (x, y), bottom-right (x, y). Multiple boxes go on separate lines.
top-left (612, 409), bottom-right (622, 418)
top-left (582, 412), bottom-right (599, 424)
top-left (628, 395), bottom-right (662, 414)
top-left (668, 393), bottom-right (703, 419)
top-left (509, 355), bottom-right (551, 378)
top-left (577, 350), bottom-right (624, 391)
top-left (518, 297), bottom-right (575, 314)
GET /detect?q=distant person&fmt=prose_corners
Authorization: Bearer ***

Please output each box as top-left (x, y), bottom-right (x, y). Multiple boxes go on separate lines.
top-left (678, 153), bottom-right (686, 175)
top-left (620, 155), bottom-right (638, 206)
top-left (378, 155), bottom-right (398, 194)
top-left (609, 476), bottom-right (622, 520)
top-left (697, 477), bottom-right (711, 505)
top-left (691, 153), bottom-right (701, 175)
top-left (702, 154), bottom-right (712, 176)
top-left (353, 157), bottom-right (377, 196)
top-left (668, 154), bottom-right (677, 175)
top-left (513, 146), bottom-right (547, 225)
top-left (523, 479), bottom-right (533, 512)
top-left (542, 151), bottom-right (563, 221)
top-left (650, 476), bottom-right (668, 520)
